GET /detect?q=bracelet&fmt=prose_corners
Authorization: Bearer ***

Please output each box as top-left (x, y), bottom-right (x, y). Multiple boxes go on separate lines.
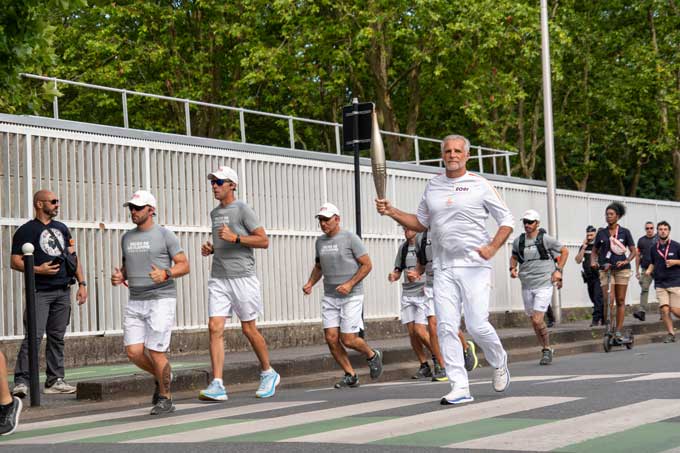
top-left (235, 235), bottom-right (241, 244)
top-left (78, 281), bottom-right (87, 287)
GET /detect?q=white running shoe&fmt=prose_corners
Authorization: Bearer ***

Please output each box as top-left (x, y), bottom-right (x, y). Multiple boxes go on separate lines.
top-left (492, 356), bottom-right (510, 392)
top-left (44, 379), bottom-right (76, 394)
top-left (440, 387), bottom-right (474, 405)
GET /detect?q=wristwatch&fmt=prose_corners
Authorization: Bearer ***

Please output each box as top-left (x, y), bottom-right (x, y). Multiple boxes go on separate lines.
top-left (555, 267), bottom-right (563, 273)
top-left (78, 281), bottom-right (87, 287)
top-left (164, 269), bottom-right (173, 280)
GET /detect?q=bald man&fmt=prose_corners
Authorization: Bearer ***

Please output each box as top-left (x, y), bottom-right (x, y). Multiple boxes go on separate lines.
top-left (10, 190), bottom-right (87, 397)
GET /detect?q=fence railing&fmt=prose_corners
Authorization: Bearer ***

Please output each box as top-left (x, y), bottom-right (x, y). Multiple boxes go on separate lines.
top-left (20, 73), bottom-right (516, 175)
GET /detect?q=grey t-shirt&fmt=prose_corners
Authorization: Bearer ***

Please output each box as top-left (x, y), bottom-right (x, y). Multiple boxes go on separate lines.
top-left (315, 229), bottom-right (368, 298)
top-left (210, 200), bottom-right (261, 279)
top-left (122, 225), bottom-right (184, 300)
top-left (512, 233), bottom-right (563, 289)
top-left (394, 241), bottom-right (426, 296)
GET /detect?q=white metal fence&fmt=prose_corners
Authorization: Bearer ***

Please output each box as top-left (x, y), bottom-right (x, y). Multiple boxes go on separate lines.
top-left (1, 114), bottom-right (679, 339)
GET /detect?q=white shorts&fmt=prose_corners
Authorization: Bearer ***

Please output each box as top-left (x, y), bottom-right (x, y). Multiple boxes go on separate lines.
top-left (321, 295), bottom-right (364, 333)
top-left (400, 294), bottom-right (430, 325)
top-left (423, 287), bottom-right (437, 318)
top-left (123, 298), bottom-right (176, 352)
top-left (208, 276), bottom-right (263, 321)
top-left (521, 286), bottom-right (553, 316)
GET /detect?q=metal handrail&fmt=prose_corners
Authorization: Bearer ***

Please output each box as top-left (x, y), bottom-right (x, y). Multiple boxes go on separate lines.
top-left (20, 73), bottom-right (516, 175)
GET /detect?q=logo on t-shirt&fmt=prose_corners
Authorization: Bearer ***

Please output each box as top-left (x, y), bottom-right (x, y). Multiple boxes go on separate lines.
top-left (127, 241), bottom-right (151, 253)
top-left (39, 229), bottom-right (65, 257)
top-left (455, 186), bottom-right (470, 192)
top-left (320, 243), bottom-right (339, 255)
top-left (213, 215), bottom-right (230, 227)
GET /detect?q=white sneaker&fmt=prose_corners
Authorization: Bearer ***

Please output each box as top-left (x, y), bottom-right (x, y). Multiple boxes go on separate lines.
top-left (44, 378), bottom-right (76, 394)
top-left (492, 357), bottom-right (510, 392)
top-left (11, 383), bottom-right (28, 399)
top-left (440, 387), bottom-right (474, 405)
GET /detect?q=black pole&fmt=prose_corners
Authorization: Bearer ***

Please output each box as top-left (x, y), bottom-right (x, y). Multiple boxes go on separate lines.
top-left (22, 244), bottom-right (40, 407)
top-left (352, 98), bottom-right (362, 238)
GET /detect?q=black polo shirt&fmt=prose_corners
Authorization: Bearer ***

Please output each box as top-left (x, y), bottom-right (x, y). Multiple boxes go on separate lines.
top-left (637, 234), bottom-right (657, 269)
top-left (648, 239), bottom-right (680, 288)
top-left (11, 219), bottom-right (75, 291)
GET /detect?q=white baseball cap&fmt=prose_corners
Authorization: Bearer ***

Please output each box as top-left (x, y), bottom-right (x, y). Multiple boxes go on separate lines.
top-left (315, 202), bottom-right (340, 219)
top-left (520, 209), bottom-right (541, 222)
top-left (123, 190), bottom-right (157, 208)
top-left (208, 165), bottom-right (239, 185)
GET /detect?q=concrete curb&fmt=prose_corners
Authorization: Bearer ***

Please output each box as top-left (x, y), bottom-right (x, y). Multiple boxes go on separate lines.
top-left (76, 320), bottom-right (670, 400)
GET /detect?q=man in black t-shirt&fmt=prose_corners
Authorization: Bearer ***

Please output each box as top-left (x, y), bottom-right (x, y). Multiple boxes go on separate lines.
top-left (635, 222), bottom-right (657, 321)
top-left (9, 190), bottom-right (87, 398)
top-left (575, 226), bottom-right (604, 326)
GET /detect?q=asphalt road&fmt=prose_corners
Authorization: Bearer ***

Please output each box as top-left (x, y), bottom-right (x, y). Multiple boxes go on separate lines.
top-left (4, 341), bottom-right (680, 453)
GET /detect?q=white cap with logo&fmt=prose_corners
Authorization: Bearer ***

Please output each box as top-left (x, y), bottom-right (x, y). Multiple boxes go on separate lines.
top-left (208, 166), bottom-right (239, 184)
top-left (520, 209), bottom-right (541, 222)
top-left (123, 190), bottom-right (157, 208)
top-left (315, 202), bottom-right (340, 219)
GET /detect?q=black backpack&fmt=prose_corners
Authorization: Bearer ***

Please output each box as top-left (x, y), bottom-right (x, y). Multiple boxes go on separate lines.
top-left (515, 228), bottom-right (553, 264)
top-left (416, 230), bottom-right (429, 266)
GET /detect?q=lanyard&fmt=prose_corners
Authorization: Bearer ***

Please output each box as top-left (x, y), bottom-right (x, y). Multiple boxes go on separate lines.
top-left (657, 239), bottom-right (671, 261)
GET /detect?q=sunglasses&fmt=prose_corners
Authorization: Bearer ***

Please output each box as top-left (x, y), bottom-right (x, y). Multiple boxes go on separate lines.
top-left (40, 199), bottom-right (59, 205)
top-left (128, 205), bottom-right (148, 212)
top-left (210, 179), bottom-right (233, 186)
top-left (522, 219), bottom-right (537, 225)
top-left (645, 227), bottom-right (654, 230)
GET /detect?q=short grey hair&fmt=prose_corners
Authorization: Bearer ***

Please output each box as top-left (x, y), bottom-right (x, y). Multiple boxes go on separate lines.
top-left (440, 134), bottom-right (471, 154)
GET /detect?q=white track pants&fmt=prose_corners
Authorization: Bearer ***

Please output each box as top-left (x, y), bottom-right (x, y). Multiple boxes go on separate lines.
top-left (433, 266), bottom-right (507, 389)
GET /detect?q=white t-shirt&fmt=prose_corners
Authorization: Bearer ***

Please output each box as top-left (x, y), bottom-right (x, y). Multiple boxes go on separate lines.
top-left (416, 171), bottom-right (514, 269)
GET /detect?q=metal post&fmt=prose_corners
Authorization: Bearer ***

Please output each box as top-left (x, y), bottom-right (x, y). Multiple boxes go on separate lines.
top-left (52, 79), bottom-right (59, 120)
top-left (352, 98), bottom-right (362, 238)
top-left (239, 109), bottom-right (247, 143)
top-left (288, 117), bottom-right (295, 149)
top-left (477, 147), bottom-right (484, 173)
top-left (334, 125), bottom-right (341, 155)
top-left (414, 137), bottom-right (420, 165)
top-left (184, 101), bottom-right (191, 136)
top-left (22, 243), bottom-right (40, 407)
top-left (122, 90), bottom-right (129, 128)
top-left (505, 154), bottom-right (511, 176)
top-left (541, 0), bottom-right (560, 324)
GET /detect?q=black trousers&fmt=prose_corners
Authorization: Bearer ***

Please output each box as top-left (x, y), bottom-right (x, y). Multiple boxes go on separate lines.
top-left (586, 277), bottom-right (604, 322)
top-left (15, 287), bottom-right (71, 387)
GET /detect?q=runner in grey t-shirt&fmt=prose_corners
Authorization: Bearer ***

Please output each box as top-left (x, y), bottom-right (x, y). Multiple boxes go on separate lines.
top-left (198, 166), bottom-right (280, 402)
top-left (111, 190), bottom-right (190, 416)
top-left (509, 209), bottom-right (568, 366)
top-left (303, 202), bottom-right (383, 389)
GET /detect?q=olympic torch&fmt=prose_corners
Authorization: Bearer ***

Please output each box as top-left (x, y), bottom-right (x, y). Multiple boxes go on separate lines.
top-left (370, 107), bottom-right (387, 199)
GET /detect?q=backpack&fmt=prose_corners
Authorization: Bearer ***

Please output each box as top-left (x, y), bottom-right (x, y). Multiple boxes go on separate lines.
top-left (416, 230), bottom-right (429, 266)
top-left (515, 228), bottom-right (553, 264)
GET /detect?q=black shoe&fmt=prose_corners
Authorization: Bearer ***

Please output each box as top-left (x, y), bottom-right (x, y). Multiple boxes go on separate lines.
top-left (0, 397), bottom-right (22, 436)
top-left (150, 396), bottom-right (175, 415)
top-left (411, 363), bottom-right (432, 380)
top-left (664, 333), bottom-right (676, 343)
top-left (546, 320), bottom-right (555, 328)
top-left (152, 381), bottom-right (160, 406)
top-left (633, 310), bottom-right (646, 321)
top-left (367, 349), bottom-right (384, 380)
top-left (334, 373), bottom-right (359, 389)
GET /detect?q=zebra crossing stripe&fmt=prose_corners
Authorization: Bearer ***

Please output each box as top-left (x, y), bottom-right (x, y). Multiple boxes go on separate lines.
top-left (618, 372), bottom-right (680, 382)
top-left (447, 399), bottom-right (680, 451)
top-left (541, 374), bottom-right (640, 384)
top-left (131, 398), bottom-right (432, 443)
top-left (282, 396), bottom-right (579, 444)
top-left (17, 402), bottom-right (205, 431)
top-left (3, 401), bottom-right (320, 445)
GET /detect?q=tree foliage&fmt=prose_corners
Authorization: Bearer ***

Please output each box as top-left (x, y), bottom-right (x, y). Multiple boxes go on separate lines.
top-left (4, 0), bottom-right (680, 200)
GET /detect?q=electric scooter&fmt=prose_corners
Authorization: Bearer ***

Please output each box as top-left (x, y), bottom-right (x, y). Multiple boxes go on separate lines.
top-left (602, 265), bottom-right (634, 352)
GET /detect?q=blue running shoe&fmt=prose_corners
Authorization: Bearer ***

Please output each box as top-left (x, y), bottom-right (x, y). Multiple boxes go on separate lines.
top-left (199, 379), bottom-right (228, 402)
top-left (256, 369), bottom-right (280, 398)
